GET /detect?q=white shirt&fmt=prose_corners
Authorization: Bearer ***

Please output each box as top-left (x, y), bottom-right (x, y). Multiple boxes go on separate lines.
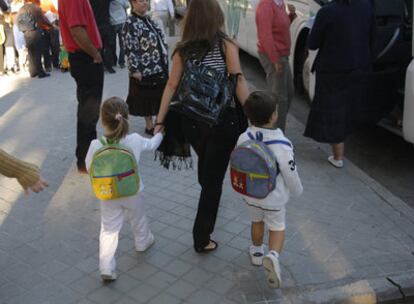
top-left (236, 126), bottom-right (303, 210)
top-left (85, 133), bottom-right (163, 193)
top-left (110, 0), bottom-right (130, 25)
top-left (150, 0), bottom-right (174, 18)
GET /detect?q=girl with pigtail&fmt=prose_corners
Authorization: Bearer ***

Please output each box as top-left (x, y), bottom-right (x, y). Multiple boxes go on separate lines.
top-left (85, 97), bottom-right (163, 282)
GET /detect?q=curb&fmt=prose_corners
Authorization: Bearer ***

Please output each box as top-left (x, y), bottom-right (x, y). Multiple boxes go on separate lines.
top-left (276, 271), bottom-right (414, 304)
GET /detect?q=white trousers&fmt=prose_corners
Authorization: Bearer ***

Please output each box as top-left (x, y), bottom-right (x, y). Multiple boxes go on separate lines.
top-left (5, 47), bottom-right (16, 70)
top-left (99, 193), bottom-right (152, 273)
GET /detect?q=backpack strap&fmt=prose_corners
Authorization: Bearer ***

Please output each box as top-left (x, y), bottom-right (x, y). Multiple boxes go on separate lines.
top-left (247, 131), bottom-right (292, 148)
top-left (99, 137), bottom-right (107, 146)
top-left (264, 139), bottom-right (292, 148)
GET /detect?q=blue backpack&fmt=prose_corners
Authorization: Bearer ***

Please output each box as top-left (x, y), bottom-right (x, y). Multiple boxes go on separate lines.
top-left (230, 131), bottom-right (292, 199)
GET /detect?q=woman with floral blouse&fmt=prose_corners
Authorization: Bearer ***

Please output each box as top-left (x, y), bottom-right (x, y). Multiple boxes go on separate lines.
top-left (123, 0), bottom-right (169, 135)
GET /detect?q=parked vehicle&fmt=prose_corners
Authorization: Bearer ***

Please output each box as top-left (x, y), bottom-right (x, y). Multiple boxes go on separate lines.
top-left (218, 0), bottom-right (414, 143)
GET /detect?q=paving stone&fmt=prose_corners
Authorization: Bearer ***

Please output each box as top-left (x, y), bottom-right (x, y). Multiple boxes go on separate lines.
top-left (147, 292), bottom-right (182, 304)
top-left (182, 267), bottom-right (214, 287)
top-left (87, 286), bottom-right (123, 304)
top-left (105, 274), bottom-right (140, 294)
top-left (127, 282), bottom-right (159, 303)
top-left (126, 263), bottom-right (159, 280)
top-left (0, 281), bottom-right (26, 301)
top-left (166, 279), bottom-right (199, 300)
top-left (52, 267), bottom-right (86, 285)
top-left (185, 289), bottom-right (222, 304)
top-left (69, 275), bottom-right (102, 296)
top-left (146, 270), bottom-right (178, 289)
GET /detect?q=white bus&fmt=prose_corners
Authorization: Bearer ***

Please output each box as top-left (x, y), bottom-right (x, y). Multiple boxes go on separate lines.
top-left (216, 0), bottom-right (414, 144)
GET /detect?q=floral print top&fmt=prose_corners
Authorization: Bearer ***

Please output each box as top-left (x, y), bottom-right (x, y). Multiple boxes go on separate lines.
top-left (122, 13), bottom-right (168, 77)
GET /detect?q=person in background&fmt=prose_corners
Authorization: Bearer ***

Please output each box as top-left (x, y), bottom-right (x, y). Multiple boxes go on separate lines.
top-left (109, 0), bottom-right (129, 68)
top-left (255, 0), bottom-right (297, 132)
top-left (0, 149), bottom-right (48, 196)
top-left (90, 0), bottom-right (116, 74)
top-left (150, 0), bottom-right (174, 36)
top-left (58, 0), bottom-right (104, 173)
top-left (303, 0), bottom-right (375, 168)
top-left (11, 0), bottom-right (27, 72)
top-left (3, 12), bottom-right (18, 73)
top-left (17, 0), bottom-right (52, 78)
top-left (40, 0), bottom-right (60, 69)
top-left (123, 0), bottom-right (169, 135)
top-left (0, 15), bottom-right (5, 76)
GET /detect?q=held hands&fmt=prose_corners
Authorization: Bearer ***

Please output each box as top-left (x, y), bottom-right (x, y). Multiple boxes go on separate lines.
top-left (154, 123), bottom-right (165, 135)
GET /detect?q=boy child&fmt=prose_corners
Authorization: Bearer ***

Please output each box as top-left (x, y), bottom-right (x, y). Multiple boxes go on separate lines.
top-left (237, 91), bottom-right (303, 288)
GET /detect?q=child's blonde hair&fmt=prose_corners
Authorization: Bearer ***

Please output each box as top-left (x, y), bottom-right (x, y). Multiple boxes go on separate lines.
top-left (101, 97), bottom-right (129, 142)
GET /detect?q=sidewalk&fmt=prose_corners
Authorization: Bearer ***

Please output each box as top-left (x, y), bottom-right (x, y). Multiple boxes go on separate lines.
top-left (0, 41), bottom-right (414, 303)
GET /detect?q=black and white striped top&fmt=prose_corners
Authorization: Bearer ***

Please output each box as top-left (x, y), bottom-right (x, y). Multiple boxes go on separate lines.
top-left (201, 42), bottom-right (227, 73)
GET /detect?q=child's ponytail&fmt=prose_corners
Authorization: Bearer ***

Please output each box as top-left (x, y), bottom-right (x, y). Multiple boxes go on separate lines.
top-left (101, 97), bottom-right (129, 142)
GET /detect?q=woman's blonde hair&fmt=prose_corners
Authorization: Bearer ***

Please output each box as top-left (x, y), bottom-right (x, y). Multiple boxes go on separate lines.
top-left (101, 97), bottom-right (129, 142)
top-left (175, 0), bottom-right (228, 60)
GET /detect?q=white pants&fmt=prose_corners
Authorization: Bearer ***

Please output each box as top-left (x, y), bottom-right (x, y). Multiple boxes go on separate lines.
top-left (5, 47), bottom-right (16, 70)
top-left (100, 193), bottom-right (152, 273)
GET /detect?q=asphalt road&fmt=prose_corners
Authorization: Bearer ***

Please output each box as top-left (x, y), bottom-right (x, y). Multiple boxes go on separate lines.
top-left (240, 51), bottom-right (414, 209)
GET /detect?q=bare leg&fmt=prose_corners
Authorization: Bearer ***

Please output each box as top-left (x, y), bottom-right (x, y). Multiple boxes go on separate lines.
top-left (269, 230), bottom-right (285, 253)
top-left (331, 143), bottom-right (344, 161)
top-left (252, 221), bottom-right (265, 246)
top-left (144, 116), bottom-right (154, 130)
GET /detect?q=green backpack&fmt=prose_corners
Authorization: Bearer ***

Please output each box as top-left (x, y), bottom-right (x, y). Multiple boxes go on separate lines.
top-left (89, 137), bottom-right (140, 200)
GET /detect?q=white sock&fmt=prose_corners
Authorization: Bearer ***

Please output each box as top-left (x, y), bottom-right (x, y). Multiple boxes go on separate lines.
top-left (269, 250), bottom-right (279, 258)
top-left (251, 244), bottom-right (264, 253)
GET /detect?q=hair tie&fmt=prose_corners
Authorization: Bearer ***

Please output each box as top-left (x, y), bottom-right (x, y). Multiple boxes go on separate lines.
top-left (115, 113), bottom-right (123, 121)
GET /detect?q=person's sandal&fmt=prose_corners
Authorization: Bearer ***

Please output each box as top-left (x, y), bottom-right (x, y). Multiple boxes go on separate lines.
top-left (194, 240), bottom-right (218, 253)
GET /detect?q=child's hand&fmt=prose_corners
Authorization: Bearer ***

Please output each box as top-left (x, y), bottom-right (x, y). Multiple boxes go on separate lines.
top-left (154, 125), bottom-right (164, 135)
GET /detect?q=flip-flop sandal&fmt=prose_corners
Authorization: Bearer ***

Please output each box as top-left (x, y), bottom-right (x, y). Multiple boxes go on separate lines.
top-left (195, 240), bottom-right (218, 253)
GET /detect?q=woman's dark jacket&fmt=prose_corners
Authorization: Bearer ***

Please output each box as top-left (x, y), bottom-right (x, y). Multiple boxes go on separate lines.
top-left (309, 0), bottom-right (375, 73)
top-left (122, 13), bottom-right (168, 77)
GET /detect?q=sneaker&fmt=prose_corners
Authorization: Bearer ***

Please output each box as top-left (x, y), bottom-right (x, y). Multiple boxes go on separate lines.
top-left (136, 233), bottom-right (155, 252)
top-left (328, 156), bottom-right (344, 168)
top-left (100, 271), bottom-right (117, 282)
top-left (263, 252), bottom-right (281, 288)
top-left (249, 245), bottom-right (264, 266)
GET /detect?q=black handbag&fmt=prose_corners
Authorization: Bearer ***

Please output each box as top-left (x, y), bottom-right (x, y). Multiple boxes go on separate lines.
top-left (138, 72), bottom-right (168, 87)
top-left (171, 58), bottom-right (236, 126)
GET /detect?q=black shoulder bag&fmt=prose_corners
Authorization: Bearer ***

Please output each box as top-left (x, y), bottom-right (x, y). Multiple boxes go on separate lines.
top-left (170, 41), bottom-right (237, 126)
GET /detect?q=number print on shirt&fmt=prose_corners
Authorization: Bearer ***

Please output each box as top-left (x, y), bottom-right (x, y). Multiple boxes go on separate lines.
top-left (289, 159), bottom-right (296, 171)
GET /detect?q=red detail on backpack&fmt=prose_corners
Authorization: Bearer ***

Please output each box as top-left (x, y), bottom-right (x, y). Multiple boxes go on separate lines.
top-left (231, 168), bottom-right (247, 195)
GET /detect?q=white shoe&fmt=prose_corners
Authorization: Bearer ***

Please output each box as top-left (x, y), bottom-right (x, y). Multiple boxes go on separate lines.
top-left (328, 156), bottom-right (343, 168)
top-left (136, 233), bottom-right (155, 252)
top-left (263, 252), bottom-right (281, 288)
top-left (100, 271), bottom-right (117, 282)
top-left (249, 245), bottom-right (264, 266)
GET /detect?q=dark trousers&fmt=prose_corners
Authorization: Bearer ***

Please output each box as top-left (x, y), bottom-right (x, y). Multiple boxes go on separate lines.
top-left (112, 23), bottom-right (125, 66)
top-left (181, 109), bottom-right (240, 250)
top-left (44, 27), bottom-right (60, 68)
top-left (24, 29), bottom-right (46, 77)
top-left (68, 51), bottom-right (104, 168)
top-left (40, 29), bottom-right (51, 70)
top-left (98, 25), bottom-right (115, 70)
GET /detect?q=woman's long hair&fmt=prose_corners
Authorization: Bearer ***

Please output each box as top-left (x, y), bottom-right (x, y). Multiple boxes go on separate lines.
top-left (175, 0), bottom-right (228, 60)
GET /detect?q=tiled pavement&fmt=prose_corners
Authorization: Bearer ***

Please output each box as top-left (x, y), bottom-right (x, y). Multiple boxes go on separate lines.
top-left (0, 38), bottom-right (414, 303)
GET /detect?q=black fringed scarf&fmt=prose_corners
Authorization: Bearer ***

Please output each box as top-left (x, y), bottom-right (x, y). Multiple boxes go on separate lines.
top-left (155, 109), bottom-right (193, 170)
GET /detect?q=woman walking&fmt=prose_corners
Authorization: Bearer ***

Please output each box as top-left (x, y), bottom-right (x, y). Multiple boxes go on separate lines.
top-left (304, 0), bottom-right (375, 168)
top-left (154, 0), bottom-right (249, 253)
top-left (123, 0), bottom-right (169, 135)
